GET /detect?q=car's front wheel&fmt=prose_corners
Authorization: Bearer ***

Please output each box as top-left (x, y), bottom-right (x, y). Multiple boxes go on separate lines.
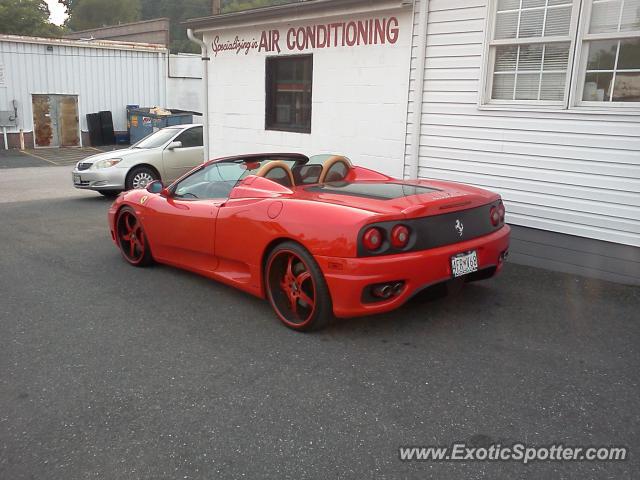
top-left (126, 166), bottom-right (158, 190)
top-left (116, 207), bottom-right (153, 267)
top-left (265, 242), bottom-right (333, 331)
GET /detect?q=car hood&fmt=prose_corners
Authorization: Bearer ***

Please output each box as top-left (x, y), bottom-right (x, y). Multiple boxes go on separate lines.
top-left (293, 180), bottom-right (500, 218)
top-left (78, 148), bottom-right (147, 165)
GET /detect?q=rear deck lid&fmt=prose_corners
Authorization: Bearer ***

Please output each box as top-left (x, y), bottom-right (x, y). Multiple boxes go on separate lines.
top-left (299, 180), bottom-right (498, 217)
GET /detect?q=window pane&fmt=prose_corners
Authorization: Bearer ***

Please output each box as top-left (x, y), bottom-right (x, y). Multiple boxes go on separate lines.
top-left (519, 8), bottom-right (545, 37)
top-left (587, 40), bottom-right (618, 70)
top-left (540, 73), bottom-right (566, 100)
top-left (544, 5), bottom-right (572, 35)
top-left (492, 74), bottom-right (515, 99)
top-left (548, 0), bottom-right (572, 5)
top-left (497, 0), bottom-right (520, 11)
top-left (620, 0), bottom-right (640, 32)
top-left (613, 73), bottom-right (640, 101)
top-left (495, 11), bottom-right (519, 39)
top-left (266, 55), bottom-right (312, 132)
top-left (618, 38), bottom-right (640, 70)
top-left (522, 0), bottom-right (546, 7)
top-left (519, 44), bottom-right (543, 70)
top-left (515, 72), bottom-right (541, 99)
top-left (543, 43), bottom-right (570, 70)
top-left (583, 72), bottom-right (613, 101)
top-left (495, 45), bottom-right (518, 71)
top-left (176, 127), bottom-right (203, 148)
top-left (589, 0), bottom-right (622, 34)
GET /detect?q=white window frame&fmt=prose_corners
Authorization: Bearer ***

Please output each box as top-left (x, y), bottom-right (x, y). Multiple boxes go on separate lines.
top-left (571, 0), bottom-right (640, 110)
top-left (479, 0), bottom-right (640, 113)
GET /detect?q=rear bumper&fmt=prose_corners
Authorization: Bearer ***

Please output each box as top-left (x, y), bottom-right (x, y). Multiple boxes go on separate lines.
top-left (315, 225), bottom-right (510, 318)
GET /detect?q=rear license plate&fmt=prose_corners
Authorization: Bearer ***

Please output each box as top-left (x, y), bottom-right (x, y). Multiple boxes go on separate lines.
top-left (451, 251), bottom-right (478, 278)
top-left (73, 174), bottom-right (81, 185)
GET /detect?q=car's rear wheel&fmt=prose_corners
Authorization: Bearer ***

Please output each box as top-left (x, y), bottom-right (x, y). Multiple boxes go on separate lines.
top-left (265, 242), bottom-right (332, 331)
top-left (126, 166), bottom-right (158, 190)
top-left (116, 207), bottom-right (153, 267)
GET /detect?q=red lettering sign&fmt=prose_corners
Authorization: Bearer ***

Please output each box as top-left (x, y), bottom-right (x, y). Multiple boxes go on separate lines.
top-left (211, 17), bottom-right (400, 57)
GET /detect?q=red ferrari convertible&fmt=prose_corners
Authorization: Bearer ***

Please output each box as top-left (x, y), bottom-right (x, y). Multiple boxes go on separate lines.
top-left (108, 153), bottom-right (510, 331)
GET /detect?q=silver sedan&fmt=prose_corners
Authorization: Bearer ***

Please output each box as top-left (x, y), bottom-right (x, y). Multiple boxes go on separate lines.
top-left (72, 124), bottom-right (204, 197)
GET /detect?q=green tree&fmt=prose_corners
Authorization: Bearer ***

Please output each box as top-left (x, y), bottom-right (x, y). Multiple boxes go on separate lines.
top-left (140, 0), bottom-right (211, 53)
top-left (0, 0), bottom-right (64, 37)
top-left (66, 0), bottom-right (141, 31)
top-left (59, 0), bottom-right (78, 15)
top-left (222, 0), bottom-right (299, 13)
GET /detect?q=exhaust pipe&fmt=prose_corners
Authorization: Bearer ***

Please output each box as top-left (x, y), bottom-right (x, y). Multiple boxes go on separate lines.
top-left (372, 284), bottom-right (393, 299)
top-left (392, 282), bottom-right (404, 296)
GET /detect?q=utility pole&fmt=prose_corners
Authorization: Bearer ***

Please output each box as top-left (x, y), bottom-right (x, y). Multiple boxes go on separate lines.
top-left (212, 0), bottom-right (221, 14)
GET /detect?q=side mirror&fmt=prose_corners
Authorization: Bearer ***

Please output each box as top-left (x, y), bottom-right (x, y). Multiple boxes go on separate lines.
top-left (146, 180), bottom-right (164, 194)
top-left (167, 141), bottom-right (182, 150)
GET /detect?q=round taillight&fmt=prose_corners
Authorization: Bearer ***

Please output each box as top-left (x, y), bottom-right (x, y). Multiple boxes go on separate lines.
top-left (490, 207), bottom-right (500, 227)
top-left (363, 227), bottom-right (383, 251)
top-left (391, 225), bottom-right (410, 249)
top-left (498, 202), bottom-right (506, 222)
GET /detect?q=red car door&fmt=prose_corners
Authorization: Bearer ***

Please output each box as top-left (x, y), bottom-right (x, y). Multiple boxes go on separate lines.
top-left (142, 195), bottom-right (221, 274)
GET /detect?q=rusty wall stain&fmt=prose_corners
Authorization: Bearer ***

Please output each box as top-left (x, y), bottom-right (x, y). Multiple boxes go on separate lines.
top-left (59, 96), bottom-right (79, 147)
top-left (32, 95), bottom-right (53, 147)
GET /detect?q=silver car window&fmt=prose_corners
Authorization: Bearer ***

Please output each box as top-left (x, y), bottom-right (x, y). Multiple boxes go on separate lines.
top-left (132, 128), bottom-right (180, 149)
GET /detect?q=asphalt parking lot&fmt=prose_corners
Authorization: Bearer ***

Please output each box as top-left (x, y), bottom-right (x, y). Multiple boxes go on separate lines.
top-left (1, 165), bottom-right (639, 479)
top-left (0, 146), bottom-right (127, 169)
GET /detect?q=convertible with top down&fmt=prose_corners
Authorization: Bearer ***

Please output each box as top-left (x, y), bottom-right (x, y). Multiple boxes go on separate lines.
top-left (108, 153), bottom-right (510, 331)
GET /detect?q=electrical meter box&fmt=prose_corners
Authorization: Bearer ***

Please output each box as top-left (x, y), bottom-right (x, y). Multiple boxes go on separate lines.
top-left (0, 111), bottom-right (15, 127)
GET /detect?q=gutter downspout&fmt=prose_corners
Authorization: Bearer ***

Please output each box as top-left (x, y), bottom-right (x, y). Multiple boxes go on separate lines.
top-left (187, 28), bottom-right (210, 163)
top-left (408, 0), bottom-right (430, 179)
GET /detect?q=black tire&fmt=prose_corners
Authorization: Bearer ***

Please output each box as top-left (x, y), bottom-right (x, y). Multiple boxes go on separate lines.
top-left (125, 166), bottom-right (158, 191)
top-left (265, 241), bottom-right (333, 331)
top-left (99, 190), bottom-right (121, 198)
top-left (115, 207), bottom-right (154, 267)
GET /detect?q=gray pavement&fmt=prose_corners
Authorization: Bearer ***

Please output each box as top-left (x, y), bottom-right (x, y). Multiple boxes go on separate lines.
top-left (0, 146), bottom-right (128, 169)
top-left (0, 167), bottom-right (638, 479)
top-left (0, 150), bottom-right (50, 169)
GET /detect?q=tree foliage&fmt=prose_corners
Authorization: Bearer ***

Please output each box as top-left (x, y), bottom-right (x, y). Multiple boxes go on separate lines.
top-left (221, 0), bottom-right (298, 13)
top-left (140, 0), bottom-right (211, 53)
top-left (61, 0), bottom-right (302, 52)
top-left (66, 0), bottom-right (141, 31)
top-left (0, 0), bottom-right (64, 37)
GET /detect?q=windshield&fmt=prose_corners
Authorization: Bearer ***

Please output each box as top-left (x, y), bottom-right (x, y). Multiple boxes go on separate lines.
top-left (173, 159), bottom-right (297, 201)
top-left (132, 128), bottom-right (180, 149)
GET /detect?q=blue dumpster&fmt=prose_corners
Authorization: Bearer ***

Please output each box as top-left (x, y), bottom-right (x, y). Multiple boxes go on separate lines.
top-left (128, 108), bottom-right (194, 144)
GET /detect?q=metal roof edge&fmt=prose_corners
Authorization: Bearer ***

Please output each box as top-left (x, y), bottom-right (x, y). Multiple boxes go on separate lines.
top-left (0, 34), bottom-right (168, 53)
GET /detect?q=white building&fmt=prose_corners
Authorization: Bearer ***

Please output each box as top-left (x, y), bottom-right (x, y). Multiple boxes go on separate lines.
top-left (0, 34), bottom-right (202, 148)
top-left (186, 0), bottom-right (639, 285)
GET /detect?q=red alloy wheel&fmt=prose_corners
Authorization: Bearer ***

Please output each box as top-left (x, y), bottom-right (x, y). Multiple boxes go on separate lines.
top-left (268, 250), bottom-right (317, 327)
top-left (116, 208), bottom-right (151, 266)
top-left (266, 243), bottom-right (332, 331)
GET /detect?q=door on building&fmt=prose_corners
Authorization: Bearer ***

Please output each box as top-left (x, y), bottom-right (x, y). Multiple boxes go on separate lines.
top-left (32, 94), bottom-right (80, 148)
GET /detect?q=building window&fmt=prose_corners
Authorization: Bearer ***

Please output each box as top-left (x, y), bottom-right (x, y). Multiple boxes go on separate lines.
top-left (265, 55), bottom-right (313, 133)
top-left (483, 0), bottom-right (640, 109)
top-left (578, 0), bottom-right (640, 103)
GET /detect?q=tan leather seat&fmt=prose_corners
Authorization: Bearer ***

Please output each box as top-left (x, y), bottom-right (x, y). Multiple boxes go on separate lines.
top-left (319, 155), bottom-right (353, 183)
top-left (255, 161), bottom-right (295, 188)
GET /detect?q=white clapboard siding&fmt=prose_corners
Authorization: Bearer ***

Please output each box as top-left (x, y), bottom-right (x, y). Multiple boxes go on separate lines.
top-left (405, 0), bottom-right (640, 248)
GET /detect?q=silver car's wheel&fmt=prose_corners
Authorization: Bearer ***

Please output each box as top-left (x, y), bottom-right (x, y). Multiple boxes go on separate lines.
top-left (126, 167), bottom-right (158, 191)
top-left (132, 172), bottom-right (154, 189)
